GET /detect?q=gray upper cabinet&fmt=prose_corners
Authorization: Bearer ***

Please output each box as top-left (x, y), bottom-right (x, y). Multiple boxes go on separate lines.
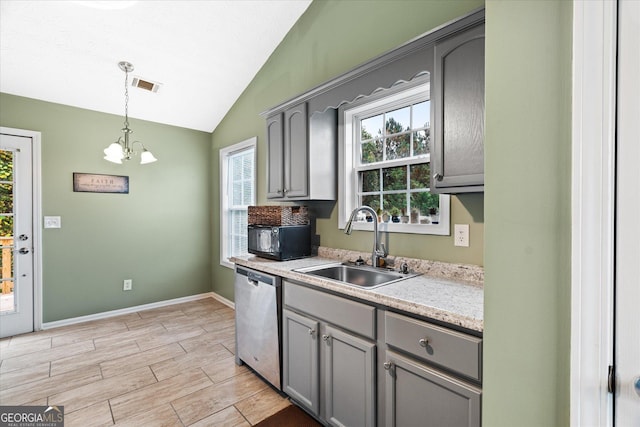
top-left (266, 113), bottom-right (285, 199)
top-left (263, 10), bottom-right (484, 198)
top-left (431, 23), bottom-right (485, 193)
top-left (266, 102), bottom-right (337, 201)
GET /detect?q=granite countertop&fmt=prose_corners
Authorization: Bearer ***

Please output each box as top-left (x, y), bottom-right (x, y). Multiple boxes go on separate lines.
top-left (231, 249), bottom-right (483, 333)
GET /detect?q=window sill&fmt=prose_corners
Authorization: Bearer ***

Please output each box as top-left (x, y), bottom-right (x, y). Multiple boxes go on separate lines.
top-left (345, 220), bottom-right (450, 236)
top-left (220, 259), bottom-right (235, 270)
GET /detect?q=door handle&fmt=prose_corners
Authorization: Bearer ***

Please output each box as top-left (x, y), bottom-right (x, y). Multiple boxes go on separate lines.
top-left (18, 247), bottom-right (30, 254)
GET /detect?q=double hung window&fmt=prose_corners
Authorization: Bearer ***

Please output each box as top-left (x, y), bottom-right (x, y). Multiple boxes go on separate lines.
top-left (220, 137), bottom-right (256, 268)
top-left (340, 82), bottom-right (450, 235)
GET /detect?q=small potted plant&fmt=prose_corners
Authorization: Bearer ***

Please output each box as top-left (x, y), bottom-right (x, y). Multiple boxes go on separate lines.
top-left (382, 210), bottom-right (390, 223)
top-left (429, 207), bottom-right (439, 224)
top-left (390, 207), bottom-right (401, 223)
top-left (400, 209), bottom-right (410, 223)
top-left (410, 208), bottom-right (420, 224)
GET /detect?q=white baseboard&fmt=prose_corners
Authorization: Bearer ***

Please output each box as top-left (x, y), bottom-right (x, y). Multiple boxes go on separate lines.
top-left (209, 292), bottom-right (235, 309)
top-left (41, 292), bottom-right (234, 330)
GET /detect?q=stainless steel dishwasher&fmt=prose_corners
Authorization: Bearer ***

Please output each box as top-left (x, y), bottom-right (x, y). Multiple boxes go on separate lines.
top-left (234, 265), bottom-right (282, 390)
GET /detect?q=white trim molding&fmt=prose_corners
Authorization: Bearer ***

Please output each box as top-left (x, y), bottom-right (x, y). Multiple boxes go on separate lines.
top-left (570, 1), bottom-right (616, 425)
top-left (41, 292), bottom-right (233, 329)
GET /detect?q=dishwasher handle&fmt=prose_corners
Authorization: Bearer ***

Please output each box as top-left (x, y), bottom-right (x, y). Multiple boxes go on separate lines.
top-left (237, 266), bottom-right (276, 287)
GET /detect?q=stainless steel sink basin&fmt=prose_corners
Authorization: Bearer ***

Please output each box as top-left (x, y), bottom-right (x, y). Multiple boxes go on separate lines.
top-left (295, 263), bottom-right (418, 289)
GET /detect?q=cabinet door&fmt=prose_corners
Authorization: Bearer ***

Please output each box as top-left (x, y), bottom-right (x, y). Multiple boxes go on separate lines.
top-left (284, 102), bottom-right (308, 198)
top-left (432, 24), bottom-right (485, 193)
top-left (323, 325), bottom-right (376, 427)
top-left (282, 308), bottom-right (320, 416)
top-left (384, 350), bottom-right (481, 427)
top-left (266, 113), bottom-right (285, 199)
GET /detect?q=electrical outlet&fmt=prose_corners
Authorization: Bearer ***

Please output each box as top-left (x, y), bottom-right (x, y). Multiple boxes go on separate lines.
top-left (123, 279), bottom-right (132, 291)
top-left (454, 224), bottom-right (470, 247)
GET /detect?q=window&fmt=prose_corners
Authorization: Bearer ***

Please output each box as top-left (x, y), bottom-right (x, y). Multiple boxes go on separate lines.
top-left (220, 137), bottom-right (256, 268)
top-left (339, 80), bottom-right (450, 235)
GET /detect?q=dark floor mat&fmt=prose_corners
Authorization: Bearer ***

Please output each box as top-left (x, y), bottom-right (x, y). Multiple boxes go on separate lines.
top-left (254, 404), bottom-right (322, 427)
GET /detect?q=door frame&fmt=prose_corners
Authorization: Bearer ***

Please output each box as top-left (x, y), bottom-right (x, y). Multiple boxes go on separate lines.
top-left (1, 126), bottom-right (42, 332)
top-left (570, 0), bottom-right (618, 425)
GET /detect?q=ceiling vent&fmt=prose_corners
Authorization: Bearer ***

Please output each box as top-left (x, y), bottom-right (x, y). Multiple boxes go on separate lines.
top-left (131, 77), bottom-right (162, 93)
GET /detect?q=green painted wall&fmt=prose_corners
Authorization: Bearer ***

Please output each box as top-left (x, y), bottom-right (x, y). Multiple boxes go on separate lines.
top-left (211, 0), bottom-right (572, 424)
top-left (0, 93), bottom-right (212, 322)
top-left (211, 0), bottom-right (486, 302)
top-left (484, 1), bottom-right (572, 426)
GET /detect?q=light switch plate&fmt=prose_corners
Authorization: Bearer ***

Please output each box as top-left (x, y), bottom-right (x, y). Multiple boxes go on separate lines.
top-left (44, 216), bottom-right (61, 229)
top-left (454, 224), bottom-right (469, 247)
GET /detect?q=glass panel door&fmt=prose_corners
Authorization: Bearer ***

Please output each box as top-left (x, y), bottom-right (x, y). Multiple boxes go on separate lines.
top-left (0, 132), bottom-right (34, 338)
top-left (0, 149), bottom-right (15, 313)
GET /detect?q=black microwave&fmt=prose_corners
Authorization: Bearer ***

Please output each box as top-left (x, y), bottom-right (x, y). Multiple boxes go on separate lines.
top-left (247, 224), bottom-right (311, 261)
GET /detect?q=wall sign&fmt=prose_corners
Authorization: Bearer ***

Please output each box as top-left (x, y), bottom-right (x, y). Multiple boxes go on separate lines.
top-left (73, 173), bottom-right (129, 194)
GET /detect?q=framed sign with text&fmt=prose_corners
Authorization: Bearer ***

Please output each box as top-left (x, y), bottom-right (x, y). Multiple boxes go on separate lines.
top-left (73, 173), bottom-right (129, 194)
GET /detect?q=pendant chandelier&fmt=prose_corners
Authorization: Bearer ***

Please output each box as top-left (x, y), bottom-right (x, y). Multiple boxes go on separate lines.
top-left (103, 61), bottom-right (158, 164)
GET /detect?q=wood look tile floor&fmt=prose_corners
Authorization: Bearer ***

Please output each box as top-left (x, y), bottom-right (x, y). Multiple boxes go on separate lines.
top-left (0, 298), bottom-right (292, 426)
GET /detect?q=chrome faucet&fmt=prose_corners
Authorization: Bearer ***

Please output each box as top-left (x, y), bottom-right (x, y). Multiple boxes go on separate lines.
top-left (345, 206), bottom-right (387, 267)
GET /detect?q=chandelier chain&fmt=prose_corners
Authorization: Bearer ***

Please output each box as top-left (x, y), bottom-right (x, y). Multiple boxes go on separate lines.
top-left (123, 67), bottom-right (129, 128)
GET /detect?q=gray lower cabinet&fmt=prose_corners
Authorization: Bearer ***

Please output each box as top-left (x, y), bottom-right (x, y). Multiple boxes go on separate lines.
top-left (283, 281), bottom-right (376, 426)
top-left (382, 311), bottom-right (482, 427)
top-left (383, 350), bottom-right (481, 427)
top-left (431, 23), bottom-right (485, 193)
top-left (278, 278), bottom-right (483, 427)
top-left (282, 307), bottom-right (320, 415)
top-left (324, 325), bottom-right (376, 427)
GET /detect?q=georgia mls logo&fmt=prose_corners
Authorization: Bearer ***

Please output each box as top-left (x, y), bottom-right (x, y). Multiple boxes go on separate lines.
top-left (0, 405), bottom-right (64, 427)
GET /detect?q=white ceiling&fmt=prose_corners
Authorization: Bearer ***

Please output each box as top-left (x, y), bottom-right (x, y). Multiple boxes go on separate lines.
top-left (0, 0), bottom-right (311, 132)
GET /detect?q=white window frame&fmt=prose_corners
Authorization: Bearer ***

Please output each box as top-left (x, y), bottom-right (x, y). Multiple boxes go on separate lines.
top-left (338, 80), bottom-right (450, 235)
top-left (219, 137), bottom-right (256, 269)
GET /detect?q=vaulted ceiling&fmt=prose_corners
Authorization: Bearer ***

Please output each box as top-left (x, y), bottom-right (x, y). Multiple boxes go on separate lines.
top-left (0, 1), bottom-right (311, 132)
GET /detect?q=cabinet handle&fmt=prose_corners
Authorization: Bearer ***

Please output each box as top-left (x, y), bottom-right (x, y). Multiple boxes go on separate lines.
top-left (383, 361), bottom-right (393, 370)
top-left (419, 338), bottom-right (429, 348)
top-left (433, 173), bottom-right (443, 182)
top-left (322, 334), bottom-right (330, 341)
top-left (308, 329), bottom-right (316, 336)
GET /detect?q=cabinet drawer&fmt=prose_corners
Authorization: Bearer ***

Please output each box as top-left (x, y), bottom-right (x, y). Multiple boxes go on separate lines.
top-left (385, 311), bottom-right (482, 381)
top-left (284, 281), bottom-right (375, 339)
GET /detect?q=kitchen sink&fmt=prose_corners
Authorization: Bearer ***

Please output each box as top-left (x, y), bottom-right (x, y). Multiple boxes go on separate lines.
top-left (295, 263), bottom-right (418, 289)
